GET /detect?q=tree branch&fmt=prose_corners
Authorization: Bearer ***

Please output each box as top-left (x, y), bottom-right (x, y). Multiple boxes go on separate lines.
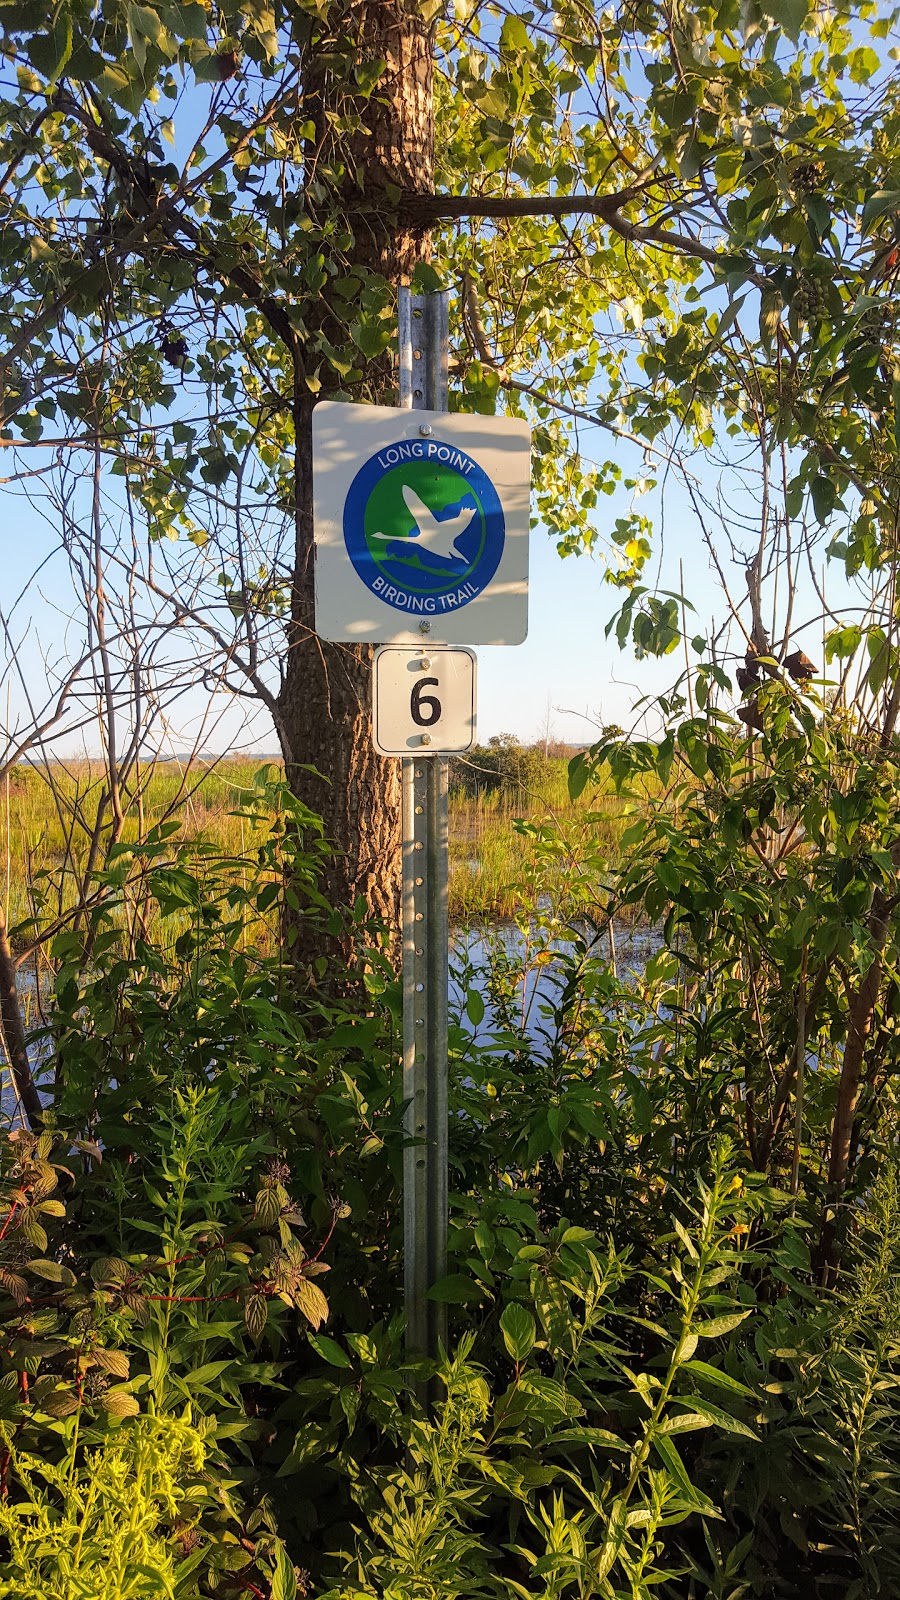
top-left (403, 189), bottom-right (730, 269)
top-left (0, 898), bottom-right (42, 1128)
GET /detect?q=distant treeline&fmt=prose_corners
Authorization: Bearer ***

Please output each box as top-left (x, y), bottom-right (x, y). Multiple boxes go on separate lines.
top-left (449, 734), bottom-right (581, 801)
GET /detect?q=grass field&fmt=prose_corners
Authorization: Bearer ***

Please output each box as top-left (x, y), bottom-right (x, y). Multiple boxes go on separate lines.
top-left (448, 770), bottom-right (632, 920)
top-left (2, 754), bottom-right (636, 942)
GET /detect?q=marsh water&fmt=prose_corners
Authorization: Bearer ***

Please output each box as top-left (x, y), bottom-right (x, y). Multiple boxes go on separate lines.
top-left (450, 917), bottom-right (663, 1041)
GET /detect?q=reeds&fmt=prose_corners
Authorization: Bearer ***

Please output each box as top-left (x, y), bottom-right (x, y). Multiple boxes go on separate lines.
top-left (2, 757), bottom-right (272, 937)
top-left (3, 754), bottom-right (642, 941)
top-left (448, 763), bottom-right (636, 920)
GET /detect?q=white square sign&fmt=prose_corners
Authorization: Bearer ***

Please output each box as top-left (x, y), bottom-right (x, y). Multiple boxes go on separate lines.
top-left (373, 647), bottom-right (476, 756)
top-left (313, 401), bottom-right (529, 645)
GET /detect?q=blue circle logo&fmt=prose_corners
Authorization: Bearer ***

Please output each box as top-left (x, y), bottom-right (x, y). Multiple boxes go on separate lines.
top-left (343, 437), bottom-right (504, 619)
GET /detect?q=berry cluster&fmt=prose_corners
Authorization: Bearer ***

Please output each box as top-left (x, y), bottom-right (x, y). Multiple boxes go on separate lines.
top-left (157, 319), bottom-right (187, 369)
top-left (792, 160), bottom-right (824, 194)
top-left (792, 273), bottom-right (827, 320)
top-left (83, 1370), bottom-right (110, 1400)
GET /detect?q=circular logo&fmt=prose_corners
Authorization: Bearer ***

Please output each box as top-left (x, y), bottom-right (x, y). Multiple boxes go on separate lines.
top-left (343, 436), bottom-right (504, 619)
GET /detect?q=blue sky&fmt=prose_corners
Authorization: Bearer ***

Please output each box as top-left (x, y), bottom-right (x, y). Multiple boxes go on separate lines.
top-left (1, 424), bottom-right (729, 760)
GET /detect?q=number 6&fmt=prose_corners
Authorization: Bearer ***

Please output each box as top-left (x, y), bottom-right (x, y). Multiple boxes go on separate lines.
top-left (411, 677), bottom-right (441, 727)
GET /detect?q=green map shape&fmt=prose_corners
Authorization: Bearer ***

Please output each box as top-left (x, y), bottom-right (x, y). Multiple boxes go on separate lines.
top-left (363, 460), bottom-right (486, 595)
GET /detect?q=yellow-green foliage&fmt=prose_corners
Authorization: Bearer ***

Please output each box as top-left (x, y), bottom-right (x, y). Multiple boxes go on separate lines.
top-left (0, 1415), bottom-right (207, 1599)
top-left (2, 758), bottom-right (275, 944)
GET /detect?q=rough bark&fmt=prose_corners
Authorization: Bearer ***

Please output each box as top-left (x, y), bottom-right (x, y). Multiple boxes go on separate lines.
top-left (0, 901), bottom-right (42, 1128)
top-left (277, 2), bottom-right (434, 964)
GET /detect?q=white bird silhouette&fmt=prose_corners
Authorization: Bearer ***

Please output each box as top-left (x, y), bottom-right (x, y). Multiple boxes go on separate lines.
top-left (397, 484), bottom-right (477, 565)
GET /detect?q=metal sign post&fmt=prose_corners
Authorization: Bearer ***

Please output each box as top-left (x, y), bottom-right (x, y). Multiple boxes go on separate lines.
top-left (398, 287), bottom-right (450, 1362)
top-left (311, 288), bottom-right (530, 1366)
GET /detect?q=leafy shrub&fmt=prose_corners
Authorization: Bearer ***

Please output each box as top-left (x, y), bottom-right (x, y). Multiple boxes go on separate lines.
top-left (0, 1414), bottom-right (208, 1600)
top-left (2, 771), bottom-right (900, 1596)
top-left (449, 735), bottom-right (554, 804)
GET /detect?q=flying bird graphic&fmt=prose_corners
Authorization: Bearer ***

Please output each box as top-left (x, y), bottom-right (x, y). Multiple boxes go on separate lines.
top-left (397, 485), bottom-right (477, 565)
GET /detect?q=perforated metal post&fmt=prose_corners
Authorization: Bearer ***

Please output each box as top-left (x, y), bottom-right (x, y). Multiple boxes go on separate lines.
top-left (398, 287), bottom-right (450, 1363)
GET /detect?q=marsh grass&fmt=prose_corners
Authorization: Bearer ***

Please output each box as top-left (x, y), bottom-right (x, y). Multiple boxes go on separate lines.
top-left (2, 757), bottom-right (273, 943)
top-left (448, 761), bottom-right (643, 920)
top-left (2, 754), bottom-right (642, 943)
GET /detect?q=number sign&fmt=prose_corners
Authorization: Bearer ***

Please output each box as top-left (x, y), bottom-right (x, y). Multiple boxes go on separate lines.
top-left (372, 647), bottom-right (477, 757)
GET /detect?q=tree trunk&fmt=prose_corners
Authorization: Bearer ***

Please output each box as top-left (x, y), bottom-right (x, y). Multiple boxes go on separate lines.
top-left (817, 847), bottom-right (900, 1277)
top-left (0, 901), bottom-right (42, 1129)
top-left (277, 2), bottom-right (434, 966)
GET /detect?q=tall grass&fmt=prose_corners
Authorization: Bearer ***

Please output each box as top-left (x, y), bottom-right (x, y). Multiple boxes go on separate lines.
top-left (3, 754), bottom-right (642, 942)
top-left (3, 758), bottom-right (271, 939)
top-left (448, 760), bottom-right (642, 921)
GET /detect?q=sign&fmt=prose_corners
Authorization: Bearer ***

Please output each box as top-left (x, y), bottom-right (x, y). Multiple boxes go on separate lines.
top-left (373, 647), bottom-right (477, 756)
top-left (313, 401), bottom-right (530, 645)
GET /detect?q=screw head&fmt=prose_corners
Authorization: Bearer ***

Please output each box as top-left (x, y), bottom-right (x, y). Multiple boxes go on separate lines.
top-left (420, 657), bottom-right (431, 670)
top-left (419, 423), bottom-right (433, 437)
top-left (419, 620), bottom-right (431, 634)
top-left (420, 733), bottom-right (432, 747)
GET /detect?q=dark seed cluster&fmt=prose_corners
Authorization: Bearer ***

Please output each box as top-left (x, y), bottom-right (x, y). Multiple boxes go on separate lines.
top-left (792, 160), bottom-right (824, 194)
top-left (792, 273), bottom-right (827, 319)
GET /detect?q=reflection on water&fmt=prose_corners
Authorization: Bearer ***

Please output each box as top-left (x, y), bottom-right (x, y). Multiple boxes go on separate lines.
top-left (1, 968), bottom-right (49, 1125)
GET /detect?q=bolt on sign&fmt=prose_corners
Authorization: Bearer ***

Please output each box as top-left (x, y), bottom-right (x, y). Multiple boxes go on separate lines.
top-left (312, 402), bottom-right (530, 645)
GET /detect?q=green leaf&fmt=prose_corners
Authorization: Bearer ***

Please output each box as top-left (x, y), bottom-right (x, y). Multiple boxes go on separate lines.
top-left (694, 1310), bottom-right (753, 1338)
top-left (546, 1426), bottom-right (629, 1452)
top-left (272, 1541), bottom-right (297, 1600)
top-left (500, 1301), bottom-right (536, 1362)
top-left (16, 65), bottom-right (43, 93)
top-left (465, 987), bottom-right (485, 1027)
top-left (26, 1259), bottom-right (76, 1286)
top-left (244, 1292), bottom-right (268, 1342)
top-left (92, 1349), bottom-right (130, 1379)
top-left (354, 56), bottom-right (385, 97)
top-left (351, 319), bottom-right (392, 360)
top-left (308, 1334), bottom-right (353, 1368)
top-left (593, 1497), bottom-right (627, 1582)
top-left (861, 189), bottom-right (900, 232)
top-left (411, 261), bottom-right (444, 294)
top-left (101, 1389), bottom-right (140, 1419)
top-left (500, 14), bottom-right (531, 54)
top-left (653, 1430), bottom-right (720, 1514)
top-left (294, 1277), bottom-right (329, 1330)
top-left (674, 1395), bottom-right (758, 1439)
top-left (825, 624), bottom-right (862, 662)
top-left (658, 1411), bottom-right (714, 1434)
top-left (200, 450), bottom-right (233, 486)
top-left (681, 1359), bottom-right (756, 1398)
top-left (43, 1389), bottom-right (80, 1418)
top-left (427, 1273), bottom-right (483, 1304)
top-left (567, 753), bottom-right (591, 800)
top-left (518, 1373), bottom-right (583, 1418)
top-left (91, 1256), bottom-right (129, 1286)
top-left (762, 0), bottom-right (808, 41)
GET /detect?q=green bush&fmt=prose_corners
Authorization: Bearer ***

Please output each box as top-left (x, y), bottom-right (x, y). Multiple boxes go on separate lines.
top-left (449, 735), bottom-right (555, 804)
top-left (1, 763), bottom-right (900, 1596)
top-left (0, 1414), bottom-right (208, 1600)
